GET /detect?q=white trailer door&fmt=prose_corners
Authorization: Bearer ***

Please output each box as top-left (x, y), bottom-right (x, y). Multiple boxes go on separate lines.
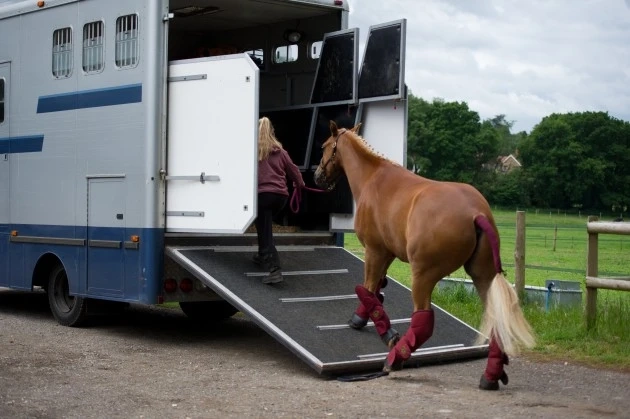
top-left (166, 54), bottom-right (259, 233)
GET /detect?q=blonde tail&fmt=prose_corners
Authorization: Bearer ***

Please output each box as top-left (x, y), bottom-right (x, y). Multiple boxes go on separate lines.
top-left (475, 273), bottom-right (535, 356)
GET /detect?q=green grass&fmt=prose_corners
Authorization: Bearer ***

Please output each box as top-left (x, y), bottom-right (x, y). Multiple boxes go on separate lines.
top-left (344, 209), bottom-right (630, 370)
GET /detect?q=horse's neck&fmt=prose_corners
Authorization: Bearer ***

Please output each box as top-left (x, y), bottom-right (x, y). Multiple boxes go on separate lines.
top-left (339, 138), bottom-right (382, 200)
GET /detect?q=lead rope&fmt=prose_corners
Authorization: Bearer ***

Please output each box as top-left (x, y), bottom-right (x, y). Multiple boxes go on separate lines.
top-left (290, 183), bottom-right (329, 214)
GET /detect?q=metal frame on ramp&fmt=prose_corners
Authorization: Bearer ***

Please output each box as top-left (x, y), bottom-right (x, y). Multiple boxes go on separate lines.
top-left (166, 245), bottom-right (488, 375)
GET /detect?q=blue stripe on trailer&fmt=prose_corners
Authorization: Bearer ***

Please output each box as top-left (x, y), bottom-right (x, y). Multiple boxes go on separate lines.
top-left (37, 83), bottom-right (142, 113)
top-left (0, 135), bottom-right (44, 154)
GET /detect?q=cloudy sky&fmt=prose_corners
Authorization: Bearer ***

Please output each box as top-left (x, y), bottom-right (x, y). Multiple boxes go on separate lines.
top-left (347, 0), bottom-right (630, 133)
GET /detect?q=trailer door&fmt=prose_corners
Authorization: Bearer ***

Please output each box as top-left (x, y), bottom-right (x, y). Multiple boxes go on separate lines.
top-left (166, 54), bottom-right (259, 233)
top-left (0, 62), bottom-right (10, 286)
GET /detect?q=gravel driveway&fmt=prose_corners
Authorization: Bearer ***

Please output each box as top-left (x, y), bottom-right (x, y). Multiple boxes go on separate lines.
top-left (0, 290), bottom-right (628, 419)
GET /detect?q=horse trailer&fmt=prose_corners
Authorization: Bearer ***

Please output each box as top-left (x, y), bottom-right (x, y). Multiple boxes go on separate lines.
top-left (0, 0), bottom-right (487, 374)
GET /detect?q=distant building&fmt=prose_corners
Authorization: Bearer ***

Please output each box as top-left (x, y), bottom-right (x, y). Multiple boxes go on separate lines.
top-left (496, 154), bottom-right (522, 173)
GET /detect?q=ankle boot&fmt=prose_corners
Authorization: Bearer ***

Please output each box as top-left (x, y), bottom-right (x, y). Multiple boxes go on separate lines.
top-left (262, 266), bottom-right (283, 284)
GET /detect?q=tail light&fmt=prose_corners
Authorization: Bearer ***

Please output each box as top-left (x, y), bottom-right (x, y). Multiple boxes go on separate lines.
top-left (180, 277), bottom-right (193, 293)
top-left (164, 278), bottom-right (177, 293)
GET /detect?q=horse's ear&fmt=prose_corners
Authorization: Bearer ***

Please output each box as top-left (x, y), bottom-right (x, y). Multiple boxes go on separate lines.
top-left (350, 123), bottom-right (362, 134)
top-left (329, 120), bottom-right (338, 137)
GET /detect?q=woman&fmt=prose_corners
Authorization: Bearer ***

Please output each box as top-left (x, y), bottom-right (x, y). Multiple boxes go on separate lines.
top-left (255, 117), bottom-right (305, 284)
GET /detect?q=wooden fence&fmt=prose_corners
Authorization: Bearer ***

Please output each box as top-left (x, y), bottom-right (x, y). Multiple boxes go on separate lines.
top-left (585, 216), bottom-right (630, 329)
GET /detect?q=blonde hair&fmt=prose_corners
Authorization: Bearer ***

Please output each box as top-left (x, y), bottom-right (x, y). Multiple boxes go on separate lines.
top-left (258, 117), bottom-right (284, 161)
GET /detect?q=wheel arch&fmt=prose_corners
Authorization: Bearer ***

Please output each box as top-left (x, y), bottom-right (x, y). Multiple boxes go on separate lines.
top-left (32, 253), bottom-right (65, 290)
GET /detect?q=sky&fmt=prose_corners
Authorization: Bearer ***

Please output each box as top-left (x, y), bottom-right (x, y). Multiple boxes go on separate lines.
top-left (347, 0), bottom-right (630, 133)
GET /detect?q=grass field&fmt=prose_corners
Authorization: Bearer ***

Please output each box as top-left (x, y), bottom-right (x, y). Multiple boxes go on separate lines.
top-left (343, 209), bottom-right (630, 370)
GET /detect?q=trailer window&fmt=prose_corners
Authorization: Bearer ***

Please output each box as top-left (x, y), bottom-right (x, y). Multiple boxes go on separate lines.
top-left (115, 14), bottom-right (139, 68)
top-left (273, 45), bottom-right (299, 64)
top-left (82, 21), bottom-right (105, 73)
top-left (0, 79), bottom-right (4, 124)
top-left (52, 27), bottom-right (73, 78)
top-left (310, 41), bottom-right (323, 60)
top-left (244, 48), bottom-right (264, 69)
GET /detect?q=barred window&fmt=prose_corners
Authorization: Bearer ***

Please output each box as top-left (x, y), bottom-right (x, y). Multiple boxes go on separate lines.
top-left (115, 14), bottom-right (139, 68)
top-left (83, 21), bottom-right (104, 73)
top-left (0, 79), bottom-right (5, 124)
top-left (52, 27), bottom-right (73, 78)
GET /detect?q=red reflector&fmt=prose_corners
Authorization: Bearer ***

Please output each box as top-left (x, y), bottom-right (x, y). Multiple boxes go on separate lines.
top-left (334, 0), bottom-right (343, 5)
top-left (180, 278), bottom-right (193, 293)
top-left (157, 295), bottom-right (164, 304)
top-left (164, 278), bottom-right (177, 293)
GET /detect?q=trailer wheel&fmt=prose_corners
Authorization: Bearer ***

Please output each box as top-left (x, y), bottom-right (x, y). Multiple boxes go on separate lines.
top-left (179, 301), bottom-right (238, 321)
top-left (48, 265), bottom-right (89, 327)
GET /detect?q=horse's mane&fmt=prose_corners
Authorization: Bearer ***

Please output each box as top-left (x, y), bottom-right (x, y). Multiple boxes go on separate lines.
top-left (345, 129), bottom-right (401, 167)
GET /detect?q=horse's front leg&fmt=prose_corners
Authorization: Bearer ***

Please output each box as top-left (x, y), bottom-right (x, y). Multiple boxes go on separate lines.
top-left (348, 247), bottom-right (399, 348)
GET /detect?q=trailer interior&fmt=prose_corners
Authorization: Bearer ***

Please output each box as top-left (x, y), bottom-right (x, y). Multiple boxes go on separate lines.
top-left (167, 0), bottom-right (355, 236)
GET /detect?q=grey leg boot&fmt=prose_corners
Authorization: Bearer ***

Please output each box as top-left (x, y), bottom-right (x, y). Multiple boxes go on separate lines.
top-left (261, 253), bottom-right (283, 284)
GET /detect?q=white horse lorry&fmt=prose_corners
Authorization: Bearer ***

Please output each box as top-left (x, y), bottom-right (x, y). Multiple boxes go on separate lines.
top-left (0, 0), bottom-right (486, 374)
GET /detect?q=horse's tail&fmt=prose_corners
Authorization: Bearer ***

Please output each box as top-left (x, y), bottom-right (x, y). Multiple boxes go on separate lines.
top-left (473, 215), bottom-right (535, 356)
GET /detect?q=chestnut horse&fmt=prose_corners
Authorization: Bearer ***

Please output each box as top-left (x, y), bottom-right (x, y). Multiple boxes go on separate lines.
top-left (314, 121), bottom-right (535, 390)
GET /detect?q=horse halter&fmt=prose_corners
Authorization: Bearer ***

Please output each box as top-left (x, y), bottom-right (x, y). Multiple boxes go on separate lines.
top-left (318, 129), bottom-right (347, 191)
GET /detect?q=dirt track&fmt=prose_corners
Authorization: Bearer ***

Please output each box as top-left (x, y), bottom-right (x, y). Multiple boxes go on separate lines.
top-left (0, 290), bottom-right (628, 419)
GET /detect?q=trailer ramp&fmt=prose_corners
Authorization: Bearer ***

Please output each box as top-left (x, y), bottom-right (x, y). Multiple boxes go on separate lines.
top-left (166, 245), bottom-right (487, 375)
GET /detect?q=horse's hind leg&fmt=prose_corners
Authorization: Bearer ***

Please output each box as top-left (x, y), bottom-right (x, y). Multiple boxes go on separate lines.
top-left (350, 248), bottom-right (399, 347)
top-left (464, 226), bottom-right (510, 390)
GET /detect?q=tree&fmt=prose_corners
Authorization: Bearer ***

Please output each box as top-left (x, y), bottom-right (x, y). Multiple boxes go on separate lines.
top-left (487, 114), bottom-right (527, 158)
top-left (519, 112), bottom-right (630, 210)
top-left (406, 95), bottom-right (499, 188)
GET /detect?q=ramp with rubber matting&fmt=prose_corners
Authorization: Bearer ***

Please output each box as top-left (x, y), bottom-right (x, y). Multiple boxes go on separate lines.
top-left (166, 245), bottom-right (488, 375)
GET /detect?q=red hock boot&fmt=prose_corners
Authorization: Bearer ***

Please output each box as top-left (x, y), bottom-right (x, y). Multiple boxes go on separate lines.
top-left (348, 279), bottom-right (386, 330)
top-left (383, 309), bottom-right (434, 372)
top-left (479, 337), bottom-right (509, 390)
top-left (354, 285), bottom-right (399, 347)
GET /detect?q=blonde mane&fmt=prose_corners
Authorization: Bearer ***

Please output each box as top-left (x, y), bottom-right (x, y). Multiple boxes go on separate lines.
top-left (344, 129), bottom-right (401, 167)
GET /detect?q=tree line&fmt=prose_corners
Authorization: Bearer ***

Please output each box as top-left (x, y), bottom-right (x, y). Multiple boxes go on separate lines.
top-left (406, 94), bottom-right (630, 212)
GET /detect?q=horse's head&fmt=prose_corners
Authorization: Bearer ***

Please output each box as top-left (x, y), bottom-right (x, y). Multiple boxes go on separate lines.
top-left (313, 121), bottom-right (361, 191)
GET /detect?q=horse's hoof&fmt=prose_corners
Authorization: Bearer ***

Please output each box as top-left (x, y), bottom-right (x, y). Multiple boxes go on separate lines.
top-left (381, 328), bottom-right (400, 348)
top-left (382, 358), bottom-right (403, 373)
top-left (479, 372), bottom-right (508, 390)
top-left (348, 313), bottom-right (368, 330)
top-left (479, 375), bottom-right (499, 391)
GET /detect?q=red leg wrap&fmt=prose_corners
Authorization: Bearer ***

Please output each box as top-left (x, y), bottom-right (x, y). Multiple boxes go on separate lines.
top-left (354, 282), bottom-right (384, 320)
top-left (483, 337), bottom-right (509, 383)
top-left (385, 310), bottom-right (434, 370)
top-left (355, 285), bottom-right (391, 336)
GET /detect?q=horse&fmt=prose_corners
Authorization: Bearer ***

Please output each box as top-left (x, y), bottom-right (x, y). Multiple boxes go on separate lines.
top-left (314, 121), bottom-right (535, 390)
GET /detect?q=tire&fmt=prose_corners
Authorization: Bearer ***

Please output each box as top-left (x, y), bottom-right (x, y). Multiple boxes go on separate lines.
top-left (179, 300), bottom-right (238, 321)
top-left (47, 265), bottom-right (89, 327)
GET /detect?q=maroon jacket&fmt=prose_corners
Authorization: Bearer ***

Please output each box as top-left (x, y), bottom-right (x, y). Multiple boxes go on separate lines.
top-left (258, 148), bottom-right (305, 196)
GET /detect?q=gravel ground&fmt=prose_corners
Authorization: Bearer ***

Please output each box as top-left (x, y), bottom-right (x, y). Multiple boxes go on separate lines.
top-left (0, 290), bottom-right (628, 419)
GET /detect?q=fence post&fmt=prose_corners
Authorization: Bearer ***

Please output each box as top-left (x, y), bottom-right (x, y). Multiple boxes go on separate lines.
top-left (514, 211), bottom-right (526, 300)
top-left (586, 215), bottom-right (599, 329)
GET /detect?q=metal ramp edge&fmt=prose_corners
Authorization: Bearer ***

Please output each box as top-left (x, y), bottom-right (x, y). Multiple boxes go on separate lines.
top-left (165, 245), bottom-right (488, 375)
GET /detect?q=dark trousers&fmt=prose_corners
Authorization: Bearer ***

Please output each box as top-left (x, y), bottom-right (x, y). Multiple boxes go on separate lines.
top-left (255, 192), bottom-right (287, 268)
